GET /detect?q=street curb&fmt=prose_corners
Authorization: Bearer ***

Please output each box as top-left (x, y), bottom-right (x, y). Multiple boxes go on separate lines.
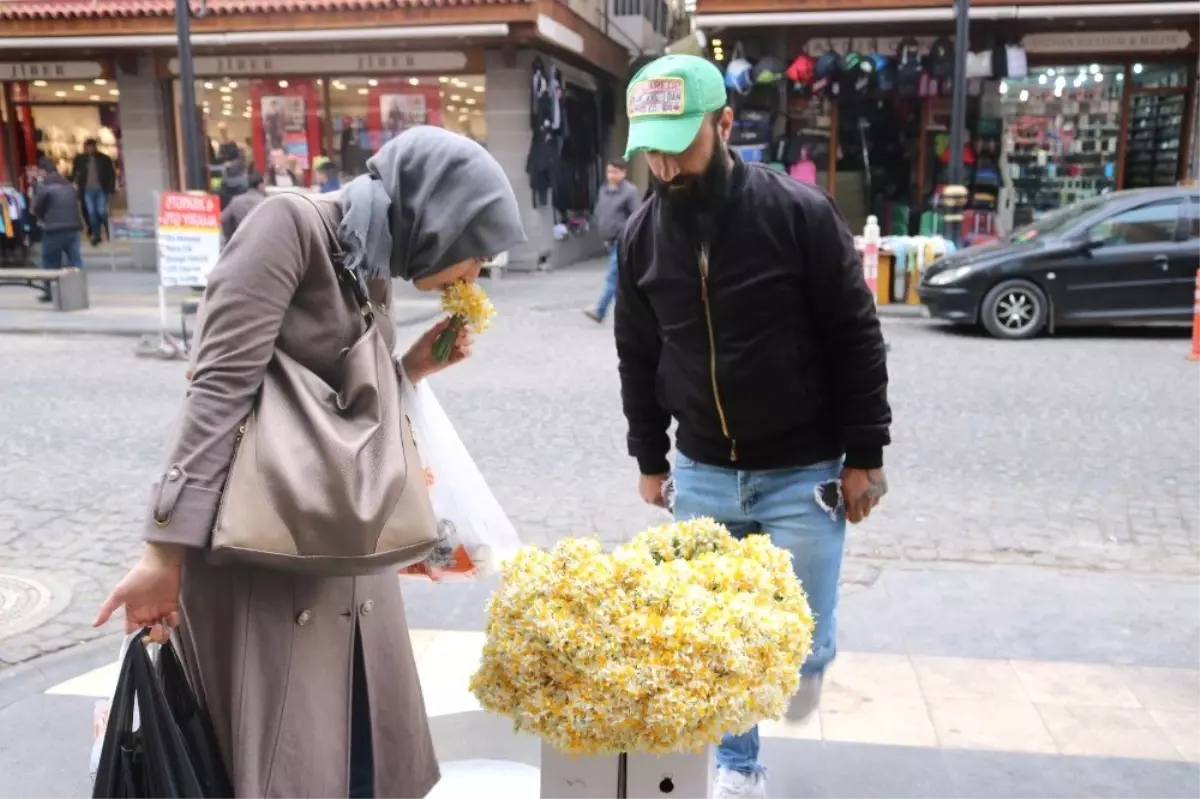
top-left (0, 632), bottom-right (121, 711)
top-left (0, 308), bottom-right (443, 340)
top-left (876, 304), bottom-right (924, 319)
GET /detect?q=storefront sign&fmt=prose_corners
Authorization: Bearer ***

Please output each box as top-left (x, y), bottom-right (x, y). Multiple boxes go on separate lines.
top-left (0, 61), bottom-right (104, 81)
top-left (157, 193), bottom-right (222, 288)
top-left (171, 52), bottom-right (468, 76)
top-left (1022, 30), bottom-right (1192, 55)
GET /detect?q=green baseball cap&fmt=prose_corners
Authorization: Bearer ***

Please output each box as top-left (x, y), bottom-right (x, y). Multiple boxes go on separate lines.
top-left (624, 54), bottom-right (728, 159)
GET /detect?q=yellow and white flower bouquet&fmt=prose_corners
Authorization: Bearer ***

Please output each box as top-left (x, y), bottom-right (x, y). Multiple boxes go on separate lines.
top-left (469, 518), bottom-right (814, 756)
top-left (432, 280), bottom-right (497, 364)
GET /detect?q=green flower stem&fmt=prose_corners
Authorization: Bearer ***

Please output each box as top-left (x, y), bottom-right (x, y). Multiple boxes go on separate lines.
top-left (432, 315), bottom-right (465, 364)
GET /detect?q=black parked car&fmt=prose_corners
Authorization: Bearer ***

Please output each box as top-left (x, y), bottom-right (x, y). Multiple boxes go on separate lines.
top-left (918, 187), bottom-right (1199, 339)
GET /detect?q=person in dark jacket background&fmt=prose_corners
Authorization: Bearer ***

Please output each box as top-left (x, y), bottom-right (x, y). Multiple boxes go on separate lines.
top-left (615, 55), bottom-right (891, 799)
top-left (71, 139), bottom-right (116, 247)
top-left (585, 159), bottom-right (640, 324)
top-left (220, 172), bottom-right (265, 244)
top-left (32, 158), bottom-right (84, 301)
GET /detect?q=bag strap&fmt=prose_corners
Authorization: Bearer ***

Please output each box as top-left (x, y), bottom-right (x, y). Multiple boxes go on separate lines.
top-left (294, 192), bottom-right (374, 320)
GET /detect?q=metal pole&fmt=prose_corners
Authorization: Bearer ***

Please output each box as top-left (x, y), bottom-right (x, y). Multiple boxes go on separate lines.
top-left (945, 0), bottom-right (971, 246)
top-left (175, 0), bottom-right (204, 191)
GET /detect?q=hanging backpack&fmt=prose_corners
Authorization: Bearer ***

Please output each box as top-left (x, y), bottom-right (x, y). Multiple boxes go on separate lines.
top-left (725, 43), bottom-right (754, 95)
top-left (929, 37), bottom-right (955, 81)
top-left (895, 37), bottom-right (923, 97)
top-left (812, 45), bottom-right (843, 98)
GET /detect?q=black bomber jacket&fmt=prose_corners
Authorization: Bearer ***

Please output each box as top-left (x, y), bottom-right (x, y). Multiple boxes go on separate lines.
top-left (614, 155), bottom-right (891, 476)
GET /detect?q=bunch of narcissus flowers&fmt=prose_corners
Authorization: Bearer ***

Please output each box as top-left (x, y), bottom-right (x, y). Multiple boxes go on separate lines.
top-left (469, 518), bottom-right (814, 756)
top-left (433, 280), bottom-right (497, 363)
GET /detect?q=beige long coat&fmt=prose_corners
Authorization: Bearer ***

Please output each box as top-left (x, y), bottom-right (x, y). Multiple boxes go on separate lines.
top-left (144, 192), bottom-right (439, 798)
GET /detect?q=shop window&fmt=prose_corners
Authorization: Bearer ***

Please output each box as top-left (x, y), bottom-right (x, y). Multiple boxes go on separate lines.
top-left (7, 78), bottom-right (122, 202)
top-left (1088, 200), bottom-right (1179, 246)
top-left (327, 74), bottom-right (485, 179)
top-left (999, 64), bottom-right (1123, 224)
top-left (179, 74), bottom-right (485, 191)
top-left (1124, 63), bottom-right (1187, 190)
top-left (1131, 63), bottom-right (1188, 90)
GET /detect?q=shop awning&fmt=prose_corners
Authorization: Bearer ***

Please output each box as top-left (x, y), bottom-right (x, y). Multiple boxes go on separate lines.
top-left (0, 0), bottom-right (529, 20)
top-left (695, 2), bottom-right (1200, 28)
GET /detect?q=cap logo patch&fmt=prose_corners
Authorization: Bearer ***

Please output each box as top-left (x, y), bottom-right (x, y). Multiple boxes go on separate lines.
top-left (628, 77), bottom-right (686, 118)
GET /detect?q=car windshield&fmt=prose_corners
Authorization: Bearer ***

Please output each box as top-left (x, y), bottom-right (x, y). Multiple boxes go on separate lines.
top-left (1006, 195), bottom-right (1110, 243)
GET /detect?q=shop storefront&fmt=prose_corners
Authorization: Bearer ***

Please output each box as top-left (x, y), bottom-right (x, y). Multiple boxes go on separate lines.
top-left (0, 0), bottom-right (634, 270)
top-left (694, 1), bottom-right (1199, 240)
top-left (166, 51), bottom-right (488, 190)
top-left (1, 60), bottom-right (122, 188)
top-left (0, 59), bottom-right (126, 263)
top-left (689, 0), bottom-right (1199, 306)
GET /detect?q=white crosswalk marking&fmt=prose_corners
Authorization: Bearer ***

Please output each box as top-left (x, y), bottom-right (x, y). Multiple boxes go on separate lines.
top-left (47, 630), bottom-right (1200, 762)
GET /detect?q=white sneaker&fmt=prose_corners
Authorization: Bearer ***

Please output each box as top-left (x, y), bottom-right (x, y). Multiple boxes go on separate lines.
top-left (714, 767), bottom-right (766, 799)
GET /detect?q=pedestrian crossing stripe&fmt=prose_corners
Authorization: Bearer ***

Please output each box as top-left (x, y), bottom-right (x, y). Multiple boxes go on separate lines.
top-left (47, 629), bottom-right (1199, 763)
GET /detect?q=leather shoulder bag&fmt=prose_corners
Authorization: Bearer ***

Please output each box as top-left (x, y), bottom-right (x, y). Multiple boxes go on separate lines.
top-left (207, 196), bottom-right (438, 576)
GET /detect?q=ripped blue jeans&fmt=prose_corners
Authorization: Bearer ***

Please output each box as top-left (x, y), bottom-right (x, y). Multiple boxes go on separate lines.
top-left (672, 454), bottom-right (846, 776)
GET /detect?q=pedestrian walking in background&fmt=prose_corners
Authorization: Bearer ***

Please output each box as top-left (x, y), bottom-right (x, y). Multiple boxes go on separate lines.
top-left (93, 127), bottom-right (525, 799)
top-left (614, 55), bottom-right (891, 799)
top-left (32, 157), bottom-right (83, 302)
top-left (267, 155), bottom-right (300, 188)
top-left (220, 171), bottom-right (266, 244)
top-left (216, 150), bottom-right (250, 211)
top-left (585, 159), bottom-right (640, 323)
top-left (71, 138), bottom-right (116, 247)
top-left (318, 161), bottom-right (343, 193)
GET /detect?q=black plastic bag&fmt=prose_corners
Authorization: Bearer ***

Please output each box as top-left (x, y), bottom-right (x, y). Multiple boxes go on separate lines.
top-left (93, 632), bottom-right (230, 798)
top-left (157, 640), bottom-right (233, 798)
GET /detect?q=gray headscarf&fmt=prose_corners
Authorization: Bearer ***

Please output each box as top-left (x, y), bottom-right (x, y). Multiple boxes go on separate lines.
top-left (338, 126), bottom-right (526, 282)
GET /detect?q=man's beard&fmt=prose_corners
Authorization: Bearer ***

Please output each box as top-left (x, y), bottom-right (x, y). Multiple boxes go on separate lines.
top-left (652, 142), bottom-right (731, 237)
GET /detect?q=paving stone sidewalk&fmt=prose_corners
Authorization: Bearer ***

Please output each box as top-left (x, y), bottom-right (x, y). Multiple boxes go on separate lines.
top-left (0, 269), bottom-right (440, 337)
top-left (0, 265), bottom-right (1196, 671)
top-left (2, 558), bottom-right (1197, 798)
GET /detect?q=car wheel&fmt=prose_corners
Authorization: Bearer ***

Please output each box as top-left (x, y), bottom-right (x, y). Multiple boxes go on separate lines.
top-left (980, 279), bottom-right (1048, 340)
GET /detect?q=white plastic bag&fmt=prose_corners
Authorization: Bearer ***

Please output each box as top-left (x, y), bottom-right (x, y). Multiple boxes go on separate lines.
top-left (398, 374), bottom-right (521, 582)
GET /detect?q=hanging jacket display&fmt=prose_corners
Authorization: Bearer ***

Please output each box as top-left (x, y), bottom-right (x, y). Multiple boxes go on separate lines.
top-left (526, 132), bottom-right (558, 208)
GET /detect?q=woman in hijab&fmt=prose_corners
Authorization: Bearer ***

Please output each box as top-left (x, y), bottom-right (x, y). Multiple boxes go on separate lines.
top-left (94, 127), bottom-right (525, 799)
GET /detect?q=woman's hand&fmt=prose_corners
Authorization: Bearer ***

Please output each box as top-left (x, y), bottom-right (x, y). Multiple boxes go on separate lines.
top-left (93, 543), bottom-right (184, 643)
top-left (401, 317), bottom-right (474, 384)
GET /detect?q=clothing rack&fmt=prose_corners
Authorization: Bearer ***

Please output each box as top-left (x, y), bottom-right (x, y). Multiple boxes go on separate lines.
top-left (0, 184), bottom-right (32, 267)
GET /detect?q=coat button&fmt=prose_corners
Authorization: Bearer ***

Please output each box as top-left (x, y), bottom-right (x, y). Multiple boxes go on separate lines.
top-left (296, 609), bottom-right (312, 626)
top-left (359, 600), bottom-right (374, 616)
top-left (166, 468), bottom-right (182, 482)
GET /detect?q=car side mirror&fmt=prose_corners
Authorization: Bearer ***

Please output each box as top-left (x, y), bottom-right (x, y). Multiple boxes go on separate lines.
top-left (1076, 236), bottom-right (1105, 254)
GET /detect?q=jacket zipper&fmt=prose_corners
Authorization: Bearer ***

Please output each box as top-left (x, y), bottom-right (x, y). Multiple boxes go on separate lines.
top-left (697, 246), bottom-right (738, 463)
top-left (213, 422), bottom-right (248, 531)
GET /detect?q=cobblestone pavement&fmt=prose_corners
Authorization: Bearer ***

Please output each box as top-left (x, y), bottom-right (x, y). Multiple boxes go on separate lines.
top-left (0, 265), bottom-right (1197, 667)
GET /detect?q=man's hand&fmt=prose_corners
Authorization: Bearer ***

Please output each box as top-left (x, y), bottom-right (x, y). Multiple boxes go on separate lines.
top-left (841, 467), bottom-right (887, 524)
top-left (639, 473), bottom-right (670, 508)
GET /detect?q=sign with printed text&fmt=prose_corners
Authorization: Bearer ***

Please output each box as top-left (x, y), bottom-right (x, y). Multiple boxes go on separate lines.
top-left (157, 193), bottom-right (222, 288)
top-left (0, 61), bottom-right (104, 81)
top-left (1022, 30), bottom-right (1192, 54)
top-left (628, 78), bottom-right (686, 117)
top-left (169, 52), bottom-right (469, 76)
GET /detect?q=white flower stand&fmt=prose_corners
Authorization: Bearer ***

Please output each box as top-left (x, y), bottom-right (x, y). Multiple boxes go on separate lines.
top-left (423, 744), bottom-right (713, 798)
top-left (539, 741), bottom-right (714, 799)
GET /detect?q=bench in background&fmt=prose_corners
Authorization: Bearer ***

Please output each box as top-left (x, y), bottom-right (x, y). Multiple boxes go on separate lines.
top-left (0, 268), bottom-right (89, 311)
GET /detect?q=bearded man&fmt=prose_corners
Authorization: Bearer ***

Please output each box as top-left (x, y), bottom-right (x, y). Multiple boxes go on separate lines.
top-left (613, 54), bottom-right (892, 799)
